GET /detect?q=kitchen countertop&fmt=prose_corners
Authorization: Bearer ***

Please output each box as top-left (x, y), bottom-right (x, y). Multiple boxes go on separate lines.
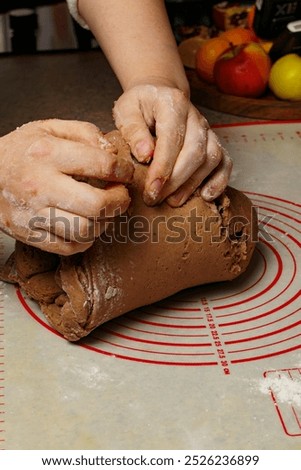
top-left (0, 49), bottom-right (259, 137)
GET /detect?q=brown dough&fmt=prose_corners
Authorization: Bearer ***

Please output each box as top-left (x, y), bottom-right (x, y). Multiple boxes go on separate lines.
top-left (0, 131), bottom-right (257, 341)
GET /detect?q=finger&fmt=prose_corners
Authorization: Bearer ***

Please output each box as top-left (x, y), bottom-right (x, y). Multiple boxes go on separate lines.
top-left (113, 94), bottom-right (155, 162)
top-left (38, 119), bottom-right (106, 148)
top-left (35, 208), bottom-right (106, 243)
top-left (166, 130), bottom-right (224, 207)
top-left (25, 228), bottom-right (94, 256)
top-left (201, 149), bottom-right (233, 201)
top-left (28, 134), bottom-right (134, 183)
top-left (153, 108), bottom-right (208, 201)
top-left (44, 176), bottom-right (131, 218)
top-left (143, 91), bottom-right (189, 205)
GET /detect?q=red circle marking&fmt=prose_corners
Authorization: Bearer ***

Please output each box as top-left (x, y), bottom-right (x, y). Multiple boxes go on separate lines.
top-left (111, 319), bottom-right (208, 338)
top-left (215, 232), bottom-right (297, 316)
top-left (219, 290), bottom-right (301, 328)
top-left (244, 191), bottom-right (301, 209)
top-left (222, 308), bottom-right (300, 337)
top-left (211, 193), bottom-right (301, 303)
top-left (211, 248), bottom-right (266, 302)
top-left (214, 238), bottom-right (283, 310)
top-left (213, 195), bottom-right (301, 311)
top-left (230, 345), bottom-right (301, 364)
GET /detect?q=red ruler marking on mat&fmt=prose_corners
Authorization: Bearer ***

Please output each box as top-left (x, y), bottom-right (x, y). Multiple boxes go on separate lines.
top-left (0, 236), bottom-right (6, 450)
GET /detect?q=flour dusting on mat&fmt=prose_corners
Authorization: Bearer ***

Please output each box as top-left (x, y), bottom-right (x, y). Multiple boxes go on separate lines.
top-left (260, 375), bottom-right (301, 407)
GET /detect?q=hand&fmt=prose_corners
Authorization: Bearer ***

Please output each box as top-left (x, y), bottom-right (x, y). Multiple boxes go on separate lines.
top-left (113, 84), bottom-right (232, 207)
top-left (0, 119), bottom-right (134, 255)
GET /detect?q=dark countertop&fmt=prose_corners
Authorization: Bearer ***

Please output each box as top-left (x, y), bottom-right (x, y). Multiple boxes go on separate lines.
top-left (0, 50), bottom-right (122, 136)
top-left (0, 49), bottom-right (256, 137)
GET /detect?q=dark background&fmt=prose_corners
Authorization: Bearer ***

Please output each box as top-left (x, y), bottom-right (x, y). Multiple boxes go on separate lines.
top-left (0, 0), bottom-right (222, 53)
top-left (0, 0), bottom-right (220, 15)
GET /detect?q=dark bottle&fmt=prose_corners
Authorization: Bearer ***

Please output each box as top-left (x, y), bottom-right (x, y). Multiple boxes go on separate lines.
top-left (269, 19), bottom-right (301, 60)
top-left (253, 0), bottom-right (301, 39)
top-left (9, 8), bottom-right (38, 54)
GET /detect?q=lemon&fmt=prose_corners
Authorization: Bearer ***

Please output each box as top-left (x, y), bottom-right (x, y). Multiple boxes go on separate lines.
top-left (269, 54), bottom-right (301, 101)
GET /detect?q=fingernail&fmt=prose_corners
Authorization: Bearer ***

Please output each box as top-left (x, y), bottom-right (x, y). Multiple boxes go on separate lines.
top-left (143, 178), bottom-right (165, 205)
top-left (135, 140), bottom-right (154, 161)
top-left (202, 187), bottom-right (215, 201)
top-left (149, 178), bottom-right (164, 199)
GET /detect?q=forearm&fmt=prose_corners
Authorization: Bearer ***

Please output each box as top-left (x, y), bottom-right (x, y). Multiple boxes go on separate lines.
top-left (78, 0), bottom-right (189, 95)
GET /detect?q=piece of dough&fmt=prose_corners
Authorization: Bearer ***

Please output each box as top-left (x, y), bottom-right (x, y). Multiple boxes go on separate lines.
top-left (0, 131), bottom-right (257, 341)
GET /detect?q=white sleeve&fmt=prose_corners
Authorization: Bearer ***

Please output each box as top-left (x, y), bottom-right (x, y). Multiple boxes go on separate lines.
top-left (66, 0), bottom-right (89, 29)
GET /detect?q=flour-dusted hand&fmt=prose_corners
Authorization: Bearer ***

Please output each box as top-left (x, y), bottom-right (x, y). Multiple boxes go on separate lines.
top-left (0, 119), bottom-right (134, 255)
top-left (113, 84), bottom-right (232, 206)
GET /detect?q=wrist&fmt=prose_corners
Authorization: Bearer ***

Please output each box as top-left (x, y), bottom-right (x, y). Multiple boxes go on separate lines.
top-left (124, 75), bottom-right (190, 98)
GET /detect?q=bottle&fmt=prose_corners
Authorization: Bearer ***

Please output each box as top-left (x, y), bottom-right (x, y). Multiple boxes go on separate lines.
top-left (269, 19), bottom-right (301, 60)
top-left (253, 0), bottom-right (301, 39)
top-left (9, 8), bottom-right (38, 54)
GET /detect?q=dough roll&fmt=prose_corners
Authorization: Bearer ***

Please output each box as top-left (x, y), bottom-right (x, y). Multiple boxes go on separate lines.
top-left (1, 131), bottom-right (258, 341)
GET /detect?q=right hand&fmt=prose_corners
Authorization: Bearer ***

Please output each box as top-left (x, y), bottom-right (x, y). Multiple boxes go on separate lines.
top-left (0, 119), bottom-right (134, 255)
top-left (113, 83), bottom-right (232, 207)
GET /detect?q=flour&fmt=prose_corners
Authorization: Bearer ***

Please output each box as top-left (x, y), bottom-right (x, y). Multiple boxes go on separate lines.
top-left (259, 374), bottom-right (301, 407)
top-left (66, 363), bottom-right (114, 391)
top-left (105, 285), bottom-right (119, 300)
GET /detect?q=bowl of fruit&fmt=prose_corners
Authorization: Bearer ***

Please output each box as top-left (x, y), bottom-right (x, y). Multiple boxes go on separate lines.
top-left (179, 23), bottom-right (301, 120)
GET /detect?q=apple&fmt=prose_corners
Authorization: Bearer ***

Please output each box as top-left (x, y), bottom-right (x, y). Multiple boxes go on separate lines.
top-left (213, 42), bottom-right (272, 98)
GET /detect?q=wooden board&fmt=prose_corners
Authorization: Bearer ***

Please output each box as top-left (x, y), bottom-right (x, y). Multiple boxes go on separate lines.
top-left (187, 69), bottom-right (301, 120)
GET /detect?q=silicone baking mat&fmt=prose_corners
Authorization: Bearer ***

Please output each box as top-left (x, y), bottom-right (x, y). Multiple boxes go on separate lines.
top-left (0, 121), bottom-right (300, 450)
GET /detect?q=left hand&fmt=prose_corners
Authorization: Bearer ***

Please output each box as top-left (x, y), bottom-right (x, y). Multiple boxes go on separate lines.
top-left (113, 83), bottom-right (233, 207)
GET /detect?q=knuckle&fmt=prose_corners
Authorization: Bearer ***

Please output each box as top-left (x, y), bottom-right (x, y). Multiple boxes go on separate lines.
top-left (156, 121), bottom-right (186, 148)
top-left (27, 136), bottom-right (53, 159)
top-left (208, 148), bottom-right (223, 167)
top-left (191, 106), bottom-right (209, 130)
top-left (113, 94), bottom-right (134, 125)
top-left (79, 122), bottom-right (102, 142)
top-left (181, 152), bottom-right (203, 173)
top-left (96, 186), bottom-right (130, 217)
top-left (227, 156), bottom-right (234, 172)
top-left (190, 142), bottom-right (207, 165)
top-left (224, 151), bottom-right (233, 168)
top-left (199, 115), bottom-right (209, 130)
top-left (101, 155), bottom-right (118, 178)
top-left (166, 126), bottom-right (186, 148)
top-left (119, 122), bottom-right (144, 141)
top-left (170, 88), bottom-right (187, 105)
top-left (159, 88), bottom-right (188, 116)
top-left (188, 173), bottom-right (201, 190)
top-left (81, 121), bottom-right (100, 134)
top-left (207, 138), bottom-right (223, 168)
top-left (101, 154), bottom-right (134, 181)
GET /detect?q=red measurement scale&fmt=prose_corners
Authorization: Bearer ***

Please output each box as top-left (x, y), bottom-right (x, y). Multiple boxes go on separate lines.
top-left (0, 235), bottom-right (6, 450)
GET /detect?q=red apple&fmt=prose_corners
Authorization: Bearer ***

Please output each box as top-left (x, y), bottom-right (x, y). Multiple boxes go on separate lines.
top-left (213, 42), bottom-right (272, 98)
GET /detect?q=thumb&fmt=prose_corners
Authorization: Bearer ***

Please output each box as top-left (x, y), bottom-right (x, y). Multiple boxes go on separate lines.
top-left (113, 96), bottom-right (155, 163)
